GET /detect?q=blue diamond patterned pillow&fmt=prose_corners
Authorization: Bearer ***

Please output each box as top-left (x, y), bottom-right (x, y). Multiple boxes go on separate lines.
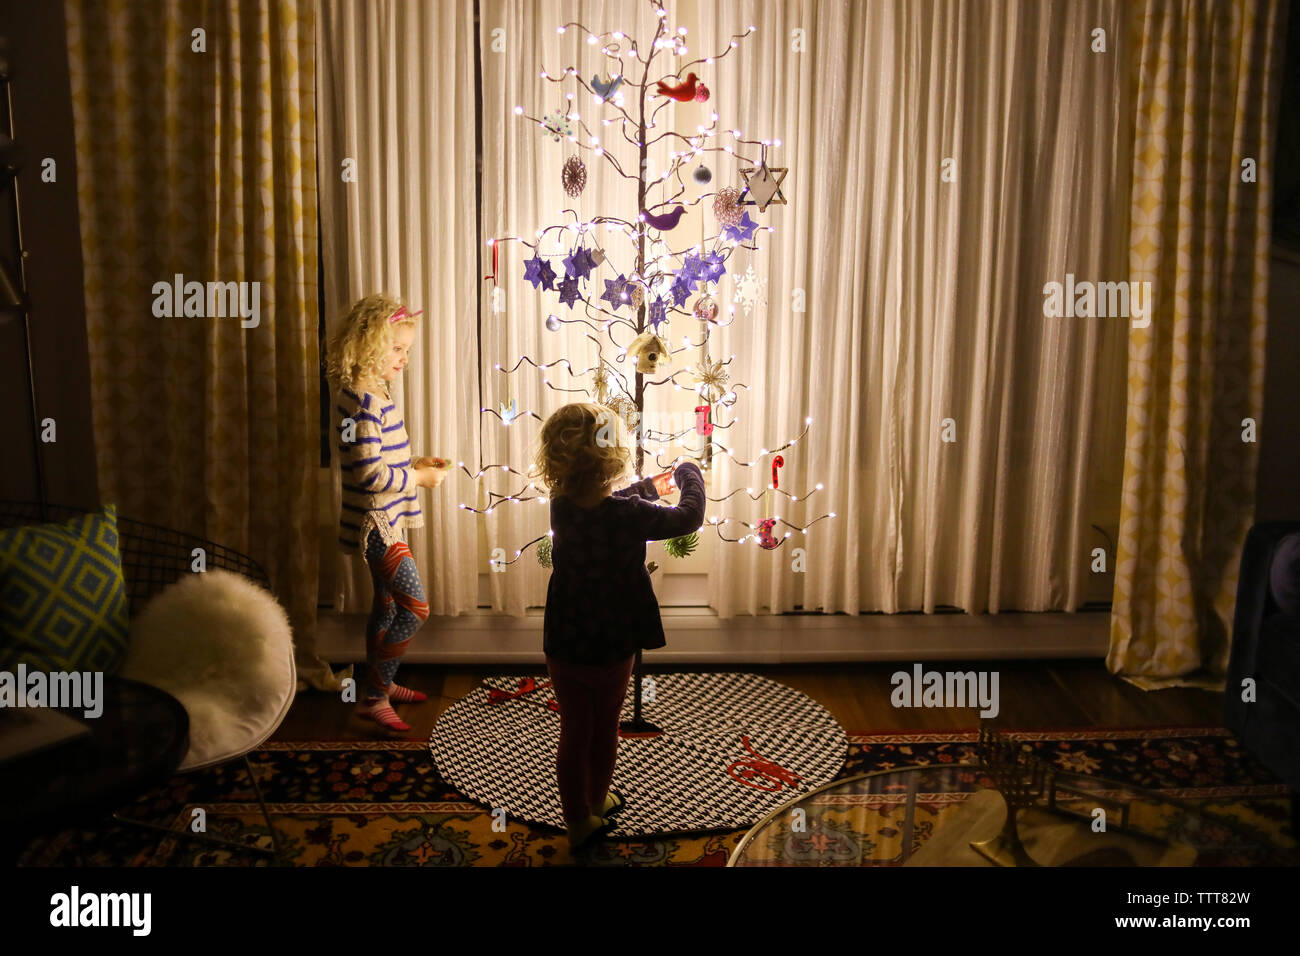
top-left (0, 505), bottom-right (130, 674)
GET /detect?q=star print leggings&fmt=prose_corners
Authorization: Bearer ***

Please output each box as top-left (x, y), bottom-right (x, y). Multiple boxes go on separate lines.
top-left (545, 653), bottom-right (636, 825)
top-left (362, 526), bottom-right (430, 701)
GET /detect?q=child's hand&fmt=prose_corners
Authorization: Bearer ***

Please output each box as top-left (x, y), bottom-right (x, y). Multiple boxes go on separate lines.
top-left (651, 469), bottom-right (675, 497)
top-left (415, 466), bottom-right (446, 489)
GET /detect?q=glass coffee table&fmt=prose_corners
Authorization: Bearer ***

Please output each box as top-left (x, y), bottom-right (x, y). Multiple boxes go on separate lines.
top-left (728, 764), bottom-right (1297, 866)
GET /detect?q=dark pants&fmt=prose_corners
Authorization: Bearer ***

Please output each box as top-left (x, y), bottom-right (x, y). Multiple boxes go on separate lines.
top-left (545, 653), bottom-right (635, 825)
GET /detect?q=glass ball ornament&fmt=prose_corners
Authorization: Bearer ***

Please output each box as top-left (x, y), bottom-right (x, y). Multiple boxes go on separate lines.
top-left (693, 165), bottom-right (712, 184)
top-left (693, 295), bottom-right (718, 321)
top-left (545, 314), bottom-right (561, 331)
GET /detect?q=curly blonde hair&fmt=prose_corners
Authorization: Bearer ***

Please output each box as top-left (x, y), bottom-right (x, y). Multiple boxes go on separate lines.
top-left (324, 293), bottom-right (417, 393)
top-left (531, 402), bottom-right (636, 502)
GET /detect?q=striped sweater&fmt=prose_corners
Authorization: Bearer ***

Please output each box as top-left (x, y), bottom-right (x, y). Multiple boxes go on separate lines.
top-left (335, 385), bottom-right (424, 553)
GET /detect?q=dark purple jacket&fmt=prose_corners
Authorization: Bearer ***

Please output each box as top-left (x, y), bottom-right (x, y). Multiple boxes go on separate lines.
top-left (543, 461), bottom-right (706, 665)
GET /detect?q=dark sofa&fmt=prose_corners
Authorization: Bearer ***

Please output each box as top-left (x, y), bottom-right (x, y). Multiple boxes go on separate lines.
top-left (1224, 522), bottom-right (1300, 804)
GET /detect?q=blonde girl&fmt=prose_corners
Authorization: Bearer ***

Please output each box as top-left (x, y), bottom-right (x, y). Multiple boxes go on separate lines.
top-left (531, 402), bottom-right (705, 849)
top-left (325, 293), bottom-right (448, 733)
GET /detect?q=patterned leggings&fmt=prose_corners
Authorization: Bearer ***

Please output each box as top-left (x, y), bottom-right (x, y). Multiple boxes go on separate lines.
top-left (362, 526), bottom-right (430, 701)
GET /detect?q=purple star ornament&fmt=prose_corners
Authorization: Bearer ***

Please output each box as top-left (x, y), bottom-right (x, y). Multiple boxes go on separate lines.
top-left (702, 251), bottom-right (727, 281)
top-left (557, 275), bottom-right (582, 309)
top-left (569, 246), bottom-right (598, 282)
top-left (724, 211), bottom-right (758, 243)
top-left (601, 274), bottom-right (628, 310)
top-left (649, 297), bottom-right (667, 331)
top-left (523, 254), bottom-right (547, 289)
top-left (537, 259), bottom-right (557, 291)
top-left (669, 275), bottom-right (694, 307)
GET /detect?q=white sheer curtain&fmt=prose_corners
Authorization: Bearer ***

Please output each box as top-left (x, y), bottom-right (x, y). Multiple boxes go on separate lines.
top-left (317, 0), bottom-right (480, 615)
top-left (318, 0), bottom-right (1130, 621)
top-left (697, 0), bottom-right (1130, 615)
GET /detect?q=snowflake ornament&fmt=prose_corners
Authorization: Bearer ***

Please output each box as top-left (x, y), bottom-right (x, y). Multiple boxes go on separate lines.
top-left (541, 110), bottom-right (574, 142)
top-left (732, 265), bottom-right (767, 316)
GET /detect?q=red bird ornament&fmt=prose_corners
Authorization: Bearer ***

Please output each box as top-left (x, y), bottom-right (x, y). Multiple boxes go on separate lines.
top-left (656, 72), bottom-right (701, 102)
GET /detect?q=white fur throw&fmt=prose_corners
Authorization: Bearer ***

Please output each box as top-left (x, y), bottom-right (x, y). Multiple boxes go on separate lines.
top-left (120, 569), bottom-right (295, 771)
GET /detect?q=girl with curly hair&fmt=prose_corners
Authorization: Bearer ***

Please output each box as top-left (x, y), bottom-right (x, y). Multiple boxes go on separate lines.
top-left (530, 402), bottom-right (705, 850)
top-left (325, 293), bottom-right (449, 733)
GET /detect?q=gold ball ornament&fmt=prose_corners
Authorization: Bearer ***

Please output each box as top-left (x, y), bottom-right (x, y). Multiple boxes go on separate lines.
top-left (607, 396), bottom-right (640, 432)
top-left (692, 356), bottom-right (730, 404)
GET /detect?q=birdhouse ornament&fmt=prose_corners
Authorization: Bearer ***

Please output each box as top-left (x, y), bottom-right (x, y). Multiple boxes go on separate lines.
top-left (627, 330), bottom-right (672, 374)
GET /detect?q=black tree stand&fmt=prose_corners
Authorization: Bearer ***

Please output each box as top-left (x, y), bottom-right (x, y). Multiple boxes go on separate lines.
top-left (619, 648), bottom-right (661, 736)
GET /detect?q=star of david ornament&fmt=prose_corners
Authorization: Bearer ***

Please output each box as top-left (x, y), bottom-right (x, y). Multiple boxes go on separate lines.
top-left (739, 162), bottom-right (788, 212)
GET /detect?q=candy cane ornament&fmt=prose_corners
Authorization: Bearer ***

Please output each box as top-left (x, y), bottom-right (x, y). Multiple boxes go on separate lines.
top-left (766, 454), bottom-right (784, 516)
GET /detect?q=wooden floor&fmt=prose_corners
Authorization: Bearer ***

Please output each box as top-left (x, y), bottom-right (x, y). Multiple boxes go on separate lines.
top-left (271, 659), bottom-right (1227, 741)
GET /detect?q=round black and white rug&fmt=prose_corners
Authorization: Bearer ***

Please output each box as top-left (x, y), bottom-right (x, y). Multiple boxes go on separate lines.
top-left (428, 672), bottom-right (848, 836)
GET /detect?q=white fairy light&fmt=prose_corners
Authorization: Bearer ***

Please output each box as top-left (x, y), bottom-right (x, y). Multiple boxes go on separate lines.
top-left (514, 105), bottom-right (523, 115)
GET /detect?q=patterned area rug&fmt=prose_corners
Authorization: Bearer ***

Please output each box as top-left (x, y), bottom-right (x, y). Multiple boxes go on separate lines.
top-left (429, 673), bottom-right (849, 835)
top-left (14, 728), bottom-right (1295, 867)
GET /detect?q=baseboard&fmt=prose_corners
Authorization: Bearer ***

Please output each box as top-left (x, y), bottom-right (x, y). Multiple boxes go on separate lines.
top-left (313, 607), bottom-right (1110, 665)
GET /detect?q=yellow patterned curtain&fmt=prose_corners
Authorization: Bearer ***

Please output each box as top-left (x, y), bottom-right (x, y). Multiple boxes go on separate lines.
top-left (63, 0), bottom-right (335, 690)
top-left (1109, 0), bottom-right (1288, 683)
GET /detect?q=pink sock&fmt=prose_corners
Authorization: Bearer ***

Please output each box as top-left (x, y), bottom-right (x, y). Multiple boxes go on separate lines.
top-left (387, 683), bottom-right (427, 703)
